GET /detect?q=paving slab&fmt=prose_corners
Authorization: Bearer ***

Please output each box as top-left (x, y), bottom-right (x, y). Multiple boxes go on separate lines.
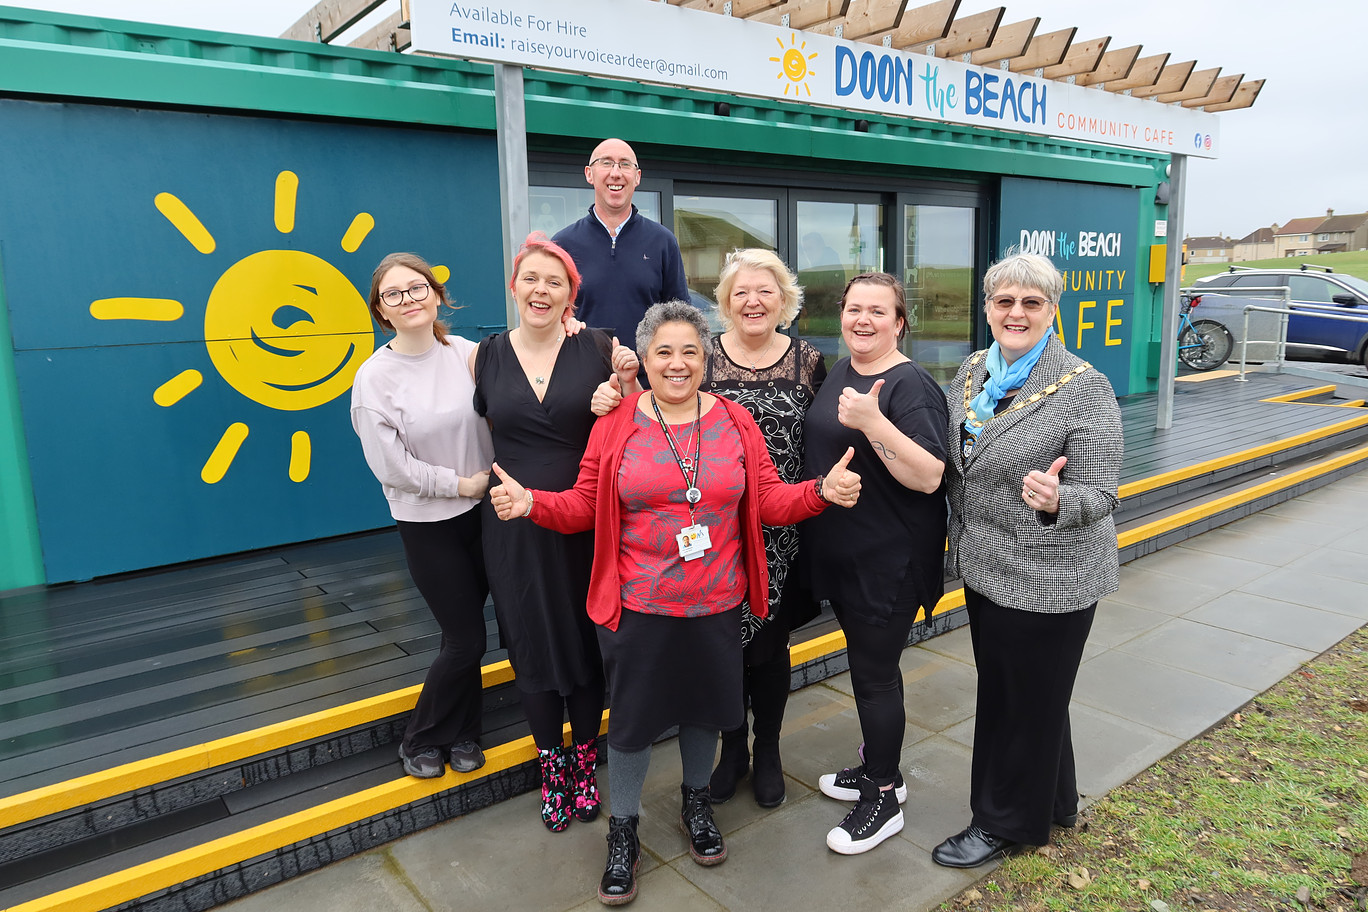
top-left (1107, 565), bottom-right (1223, 615)
top-left (1131, 546), bottom-right (1277, 591)
top-left (1068, 703), bottom-right (1182, 799)
top-left (1220, 512), bottom-right (1348, 547)
top-left (1115, 616), bottom-right (1316, 690)
top-left (1177, 525), bottom-right (1323, 566)
top-left (1072, 650), bottom-right (1254, 740)
top-left (1282, 546), bottom-right (1368, 586)
top-left (1239, 566), bottom-right (1368, 620)
top-left (219, 849), bottom-right (428, 912)
top-left (1185, 591), bottom-right (1366, 652)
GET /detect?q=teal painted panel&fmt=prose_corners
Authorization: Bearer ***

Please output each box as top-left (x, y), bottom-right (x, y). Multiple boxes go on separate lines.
top-left (998, 178), bottom-right (1141, 395)
top-left (0, 99), bottom-right (504, 582)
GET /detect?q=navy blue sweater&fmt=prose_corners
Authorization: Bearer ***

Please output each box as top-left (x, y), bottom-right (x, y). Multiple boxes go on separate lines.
top-left (553, 206), bottom-right (690, 347)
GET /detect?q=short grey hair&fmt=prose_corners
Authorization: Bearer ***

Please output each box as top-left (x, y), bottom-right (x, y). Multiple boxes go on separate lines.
top-left (713, 248), bottom-right (804, 331)
top-left (635, 300), bottom-right (713, 359)
top-left (982, 251), bottom-right (1063, 304)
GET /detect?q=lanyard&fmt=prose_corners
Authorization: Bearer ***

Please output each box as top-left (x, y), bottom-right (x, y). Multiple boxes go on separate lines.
top-left (651, 392), bottom-right (703, 519)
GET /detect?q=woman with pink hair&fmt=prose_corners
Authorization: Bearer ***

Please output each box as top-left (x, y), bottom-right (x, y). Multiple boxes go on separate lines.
top-left (473, 232), bottom-right (639, 832)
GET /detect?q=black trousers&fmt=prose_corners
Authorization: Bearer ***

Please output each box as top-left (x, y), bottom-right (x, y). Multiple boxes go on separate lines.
top-left (396, 510), bottom-right (490, 753)
top-left (965, 587), bottom-right (1095, 846)
top-left (832, 599), bottom-right (917, 786)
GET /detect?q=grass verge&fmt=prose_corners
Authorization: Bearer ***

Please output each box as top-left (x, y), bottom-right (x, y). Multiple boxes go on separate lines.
top-left (941, 626), bottom-right (1368, 912)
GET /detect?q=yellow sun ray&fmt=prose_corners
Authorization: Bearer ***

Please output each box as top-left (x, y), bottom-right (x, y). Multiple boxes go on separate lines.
top-left (275, 171), bottom-right (299, 234)
top-left (154, 192), bottom-right (216, 254)
top-left (153, 369), bottom-right (203, 407)
top-left (289, 431), bottom-right (311, 483)
top-left (433, 265), bottom-right (451, 284)
top-left (340, 213), bottom-right (375, 253)
top-left (202, 422), bottom-right (249, 484)
top-left (90, 298), bottom-right (185, 321)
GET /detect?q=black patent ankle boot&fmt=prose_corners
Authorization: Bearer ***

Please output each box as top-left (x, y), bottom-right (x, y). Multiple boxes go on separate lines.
top-left (679, 784), bottom-right (727, 866)
top-left (708, 725), bottom-right (749, 802)
top-left (598, 814), bottom-right (640, 905)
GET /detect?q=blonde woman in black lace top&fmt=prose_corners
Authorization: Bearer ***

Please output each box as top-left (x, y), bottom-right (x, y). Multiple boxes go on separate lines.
top-left (703, 248), bottom-right (826, 810)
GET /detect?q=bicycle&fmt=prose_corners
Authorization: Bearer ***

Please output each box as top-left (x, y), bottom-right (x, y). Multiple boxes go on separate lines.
top-left (1177, 296), bottom-right (1234, 371)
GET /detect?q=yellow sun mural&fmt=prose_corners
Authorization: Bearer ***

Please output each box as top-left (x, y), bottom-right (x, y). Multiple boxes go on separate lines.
top-left (771, 32), bottom-right (818, 97)
top-left (88, 170), bottom-right (450, 485)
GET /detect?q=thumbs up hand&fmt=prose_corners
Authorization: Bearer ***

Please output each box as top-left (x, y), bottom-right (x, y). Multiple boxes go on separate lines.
top-left (1022, 456), bottom-right (1067, 513)
top-left (591, 373), bottom-right (624, 416)
top-left (490, 462), bottom-right (531, 520)
top-left (837, 378), bottom-right (885, 432)
top-left (821, 446), bottom-right (862, 508)
top-left (610, 336), bottom-right (640, 390)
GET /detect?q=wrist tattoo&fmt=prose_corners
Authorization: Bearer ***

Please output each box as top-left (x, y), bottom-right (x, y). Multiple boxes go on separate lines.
top-left (871, 440), bottom-right (897, 461)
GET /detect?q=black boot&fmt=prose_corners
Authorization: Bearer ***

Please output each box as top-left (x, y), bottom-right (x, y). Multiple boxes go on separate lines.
top-left (748, 651), bottom-right (791, 808)
top-left (679, 784), bottom-right (727, 866)
top-left (598, 814), bottom-right (640, 906)
top-left (708, 724), bottom-right (749, 802)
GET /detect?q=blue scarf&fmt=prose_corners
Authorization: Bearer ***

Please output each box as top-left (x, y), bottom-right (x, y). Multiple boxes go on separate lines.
top-left (963, 334), bottom-right (1052, 438)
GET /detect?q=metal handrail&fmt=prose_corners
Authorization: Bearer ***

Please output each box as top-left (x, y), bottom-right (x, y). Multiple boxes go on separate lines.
top-left (1235, 304), bottom-right (1368, 381)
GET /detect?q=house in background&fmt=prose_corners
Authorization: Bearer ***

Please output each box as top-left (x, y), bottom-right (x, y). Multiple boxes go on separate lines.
top-left (1184, 235), bottom-right (1235, 263)
top-left (1233, 225), bottom-right (1277, 261)
top-left (1274, 217), bottom-right (1327, 258)
top-left (1313, 209), bottom-right (1368, 252)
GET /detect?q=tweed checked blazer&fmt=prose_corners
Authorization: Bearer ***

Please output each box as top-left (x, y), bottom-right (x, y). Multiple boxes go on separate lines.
top-left (946, 334), bottom-right (1123, 613)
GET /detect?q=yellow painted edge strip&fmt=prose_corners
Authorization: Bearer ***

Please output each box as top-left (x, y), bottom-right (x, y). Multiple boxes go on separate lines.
top-left (1338, 399), bottom-right (1366, 408)
top-left (1261, 383), bottom-right (1336, 404)
top-left (1174, 368), bottom-right (1241, 382)
top-left (0, 661), bottom-right (515, 828)
top-left (1118, 411), bottom-right (1368, 498)
top-left (1119, 443), bottom-right (1368, 548)
top-left (7, 714), bottom-right (611, 912)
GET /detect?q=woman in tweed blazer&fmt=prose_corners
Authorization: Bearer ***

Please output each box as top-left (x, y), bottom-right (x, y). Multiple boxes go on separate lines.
top-left (932, 252), bottom-right (1123, 869)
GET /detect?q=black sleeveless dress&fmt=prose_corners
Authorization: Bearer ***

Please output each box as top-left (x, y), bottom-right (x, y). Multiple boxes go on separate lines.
top-left (474, 330), bottom-right (612, 695)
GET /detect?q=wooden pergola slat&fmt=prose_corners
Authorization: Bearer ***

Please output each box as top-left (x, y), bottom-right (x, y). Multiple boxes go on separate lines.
top-left (1073, 44), bottom-right (1140, 86)
top-left (1040, 35), bottom-right (1109, 79)
top-left (1182, 73), bottom-right (1241, 108)
top-left (905, 6), bottom-right (1002, 56)
top-left (1149, 64), bottom-right (1218, 102)
top-left (968, 17), bottom-right (1038, 67)
top-left (1007, 26), bottom-right (1075, 73)
top-left (282, 0), bottom-right (386, 43)
top-left (676, 0), bottom-right (788, 14)
top-left (1100, 52), bottom-right (1169, 92)
top-left (1125, 59), bottom-right (1194, 97)
top-left (348, 10), bottom-right (405, 50)
top-left (1203, 79), bottom-right (1264, 113)
top-left (805, 0), bottom-right (905, 38)
top-left (750, 0), bottom-right (851, 30)
top-left (860, 0), bottom-right (959, 48)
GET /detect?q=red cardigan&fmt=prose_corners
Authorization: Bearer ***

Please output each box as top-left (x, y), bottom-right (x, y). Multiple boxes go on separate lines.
top-left (529, 392), bottom-right (828, 631)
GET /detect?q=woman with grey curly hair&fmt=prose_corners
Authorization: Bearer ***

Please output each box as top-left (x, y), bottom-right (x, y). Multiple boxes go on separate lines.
top-left (490, 299), bottom-right (863, 906)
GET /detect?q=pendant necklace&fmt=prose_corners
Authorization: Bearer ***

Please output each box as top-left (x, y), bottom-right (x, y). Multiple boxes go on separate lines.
top-left (740, 334), bottom-right (775, 372)
top-left (525, 332), bottom-right (564, 385)
top-left (652, 392), bottom-right (703, 507)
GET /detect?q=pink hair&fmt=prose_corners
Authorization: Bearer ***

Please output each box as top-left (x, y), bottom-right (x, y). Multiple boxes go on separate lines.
top-left (508, 231), bottom-right (582, 314)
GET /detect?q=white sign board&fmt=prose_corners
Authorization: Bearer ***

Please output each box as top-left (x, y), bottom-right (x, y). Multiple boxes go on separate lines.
top-left (414, 0), bottom-right (1221, 159)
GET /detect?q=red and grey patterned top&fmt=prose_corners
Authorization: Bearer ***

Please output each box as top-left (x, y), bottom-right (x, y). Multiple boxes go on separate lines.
top-left (618, 407), bottom-right (746, 617)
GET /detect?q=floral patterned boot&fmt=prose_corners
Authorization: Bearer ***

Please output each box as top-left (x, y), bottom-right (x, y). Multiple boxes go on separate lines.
top-left (571, 739), bottom-right (601, 823)
top-left (539, 745), bottom-right (571, 832)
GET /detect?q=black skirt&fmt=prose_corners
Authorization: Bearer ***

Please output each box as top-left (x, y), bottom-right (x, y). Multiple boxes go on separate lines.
top-left (598, 605), bottom-right (744, 752)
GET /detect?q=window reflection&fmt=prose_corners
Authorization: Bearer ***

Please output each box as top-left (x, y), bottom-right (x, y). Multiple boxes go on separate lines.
top-left (903, 205), bottom-right (976, 385)
top-left (528, 187), bottom-right (662, 237)
top-left (796, 200), bottom-right (884, 366)
top-left (674, 196), bottom-right (779, 329)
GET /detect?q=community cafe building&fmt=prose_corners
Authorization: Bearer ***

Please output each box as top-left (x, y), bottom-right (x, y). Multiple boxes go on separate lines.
top-left (0, 0), bottom-right (1261, 592)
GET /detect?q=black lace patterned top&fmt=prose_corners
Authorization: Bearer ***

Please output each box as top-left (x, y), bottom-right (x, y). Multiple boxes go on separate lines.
top-left (705, 334), bottom-right (827, 641)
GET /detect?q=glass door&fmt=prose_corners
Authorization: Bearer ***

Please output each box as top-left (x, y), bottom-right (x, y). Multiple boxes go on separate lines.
top-left (793, 196), bottom-right (886, 366)
top-left (673, 190), bottom-right (781, 329)
top-left (899, 202), bottom-right (978, 384)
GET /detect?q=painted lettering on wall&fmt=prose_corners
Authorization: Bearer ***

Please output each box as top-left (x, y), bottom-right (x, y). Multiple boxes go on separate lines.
top-left (964, 71), bottom-right (1046, 124)
top-left (1018, 229), bottom-right (1123, 261)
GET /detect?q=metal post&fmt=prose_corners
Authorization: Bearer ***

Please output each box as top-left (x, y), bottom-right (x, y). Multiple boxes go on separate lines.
top-left (1155, 154), bottom-right (1187, 429)
top-left (494, 63), bottom-right (530, 332)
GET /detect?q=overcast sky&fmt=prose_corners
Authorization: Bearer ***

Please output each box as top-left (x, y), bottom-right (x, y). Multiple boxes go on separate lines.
top-left (11, 0), bottom-right (1367, 241)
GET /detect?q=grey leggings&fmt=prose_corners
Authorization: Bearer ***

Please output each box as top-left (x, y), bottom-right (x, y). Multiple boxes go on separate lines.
top-left (606, 725), bottom-right (719, 817)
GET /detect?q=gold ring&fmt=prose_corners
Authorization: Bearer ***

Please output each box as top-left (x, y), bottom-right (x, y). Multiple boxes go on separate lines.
top-left (1027, 490), bottom-right (1036, 499)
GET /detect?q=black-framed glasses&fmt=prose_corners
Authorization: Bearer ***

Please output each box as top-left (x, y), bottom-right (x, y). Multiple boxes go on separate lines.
top-left (589, 158), bottom-right (639, 173)
top-left (989, 295), bottom-right (1050, 312)
top-left (380, 283), bottom-right (431, 307)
